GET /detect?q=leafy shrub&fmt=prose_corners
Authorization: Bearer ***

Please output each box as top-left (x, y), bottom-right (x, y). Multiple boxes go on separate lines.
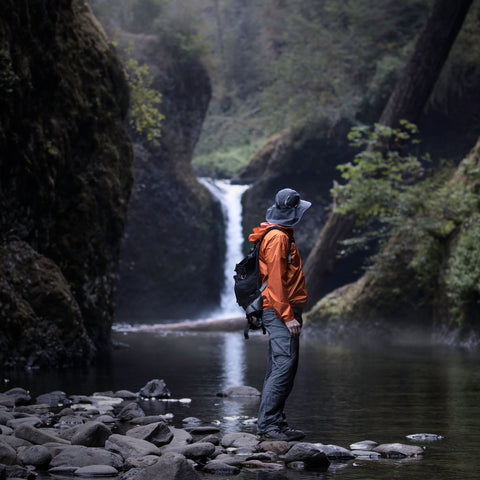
top-left (333, 122), bottom-right (480, 326)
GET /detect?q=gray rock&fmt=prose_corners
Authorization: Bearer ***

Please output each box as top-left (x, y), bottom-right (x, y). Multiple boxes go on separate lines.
top-left (126, 422), bottom-right (173, 447)
top-left (196, 434), bottom-right (221, 446)
top-left (49, 466), bottom-right (79, 475)
top-left (8, 416), bottom-right (43, 429)
top-left (162, 428), bottom-right (192, 449)
top-left (96, 415), bottom-right (116, 425)
top-left (216, 386), bottom-right (261, 397)
top-left (1, 464), bottom-right (37, 480)
top-left (4, 387), bottom-right (31, 405)
top-left (246, 451), bottom-right (277, 462)
top-left (59, 425), bottom-right (84, 441)
top-left (15, 423), bottom-right (70, 445)
top-left (56, 414), bottom-right (86, 428)
top-left (118, 403), bottom-right (145, 422)
top-left (138, 380), bottom-right (170, 399)
top-left (287, 461), bottom-right (306, 470)
top-left (258, 440), bottom-right (290, 454)
top-left (17, 444), bottom-right (52, 467)
top-left (313, 443), bottom-right (355, 460)
top-left (0, 425), bottom-right (13, 435)
top-left (125, 455), bottom-right (161, 468)
top-left (349, 440), bottom-right (378, 450)
top-left (182, 417), bottom-right (202, 425)
top-left (133, 452), bottom-right (200, 480)
top-left (0, 394), bottom-right (15, 408)
top-left (212, 453), bottom-right (246, 467)
top-left (114, 390), bottom-right (138, 400)
top-left (0, 411), bottom-right (15, 425)
top-left (16, 404), bottom-right (52, 415)
top-left (406, 433), bottom-right (444, 442)
top-left (129, 415), bottom-right (169, 425)
top-left (165, 441), bottom-right (215, 460)
top-left (203, 460), bottom-right (241, 475)
top-left (0, 437), bottom-right (17, 465)
top-left (71, 421), bottom-right (112, 447)
top-left (373, 443), bottom-right (425, 458)
top-left (351, 449), bottom-right (382, 459)
top-left (105, 434), bottom-right (161, 458)
top-left (221, 432), bottom-right (258, 450)
top-left (36, 391), bottom-right (70, 407)
top-left (74, 465), bottom-right (119, 476)
top-left (242, 459), bottom-right (284, 470)
top-left (50, 445), bottom-right (124, 469)
top-left (0, 434), bottom-right (32, 449)
top-left (284, 443), bottom-right (331, 469)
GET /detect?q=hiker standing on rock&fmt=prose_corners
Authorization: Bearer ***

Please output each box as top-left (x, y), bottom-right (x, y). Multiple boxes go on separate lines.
top-left (248, 188), bottom-right (311, 442)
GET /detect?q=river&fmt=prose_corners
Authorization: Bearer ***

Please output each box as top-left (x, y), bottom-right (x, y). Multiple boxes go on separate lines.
top-left (4, 327), bottom-right (480, 480)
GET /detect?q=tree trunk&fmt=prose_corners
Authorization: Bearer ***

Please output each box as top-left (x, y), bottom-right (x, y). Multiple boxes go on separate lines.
top-left (304, 0), bottom-right (474, 309)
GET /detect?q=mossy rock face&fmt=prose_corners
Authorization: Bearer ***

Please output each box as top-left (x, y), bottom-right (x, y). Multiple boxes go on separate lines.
top-left (115, 33), bottom-right (224, 320)
top-left (0, 0), bottom-right (134, 364)
top-left (0, 241), bottom-right (95, 368)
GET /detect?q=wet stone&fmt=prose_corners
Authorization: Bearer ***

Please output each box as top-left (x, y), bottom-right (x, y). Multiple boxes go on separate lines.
top-left (74, 465), bottom-right (119, 476)
top-left (373, 443), bottom-right (425, 458)
top-left (349, 440), bottom-right (378, 450)
top-left (203, 460), bottom-right (241, 475)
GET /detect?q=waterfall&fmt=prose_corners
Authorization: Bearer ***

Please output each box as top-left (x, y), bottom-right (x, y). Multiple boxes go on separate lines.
top-left (199, 178), bottom-right (250, 319)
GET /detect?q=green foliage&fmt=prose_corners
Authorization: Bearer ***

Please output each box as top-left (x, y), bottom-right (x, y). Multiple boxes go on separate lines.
top-left (445, 214), bottom-right (480, 325)
top-left (120, 42), bottom-right (164, 144)
top-left (334, 122), bottom-right (480, 326)
top-left (333, 121), bottom-right (425, 227)
top-left (192, 138), bottom-right (266, 179)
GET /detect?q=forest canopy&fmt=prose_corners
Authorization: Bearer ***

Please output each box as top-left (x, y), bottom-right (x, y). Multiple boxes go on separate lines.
top-left (90, 0), bottom-right (480, 177)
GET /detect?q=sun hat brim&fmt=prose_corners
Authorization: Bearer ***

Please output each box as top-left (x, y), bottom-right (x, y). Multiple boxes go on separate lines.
top-left (265, 199), bottom-right (311, 227)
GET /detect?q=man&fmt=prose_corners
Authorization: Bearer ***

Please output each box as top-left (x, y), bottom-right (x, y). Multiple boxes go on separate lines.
top-left (248, 188), bottom-right (311, 441)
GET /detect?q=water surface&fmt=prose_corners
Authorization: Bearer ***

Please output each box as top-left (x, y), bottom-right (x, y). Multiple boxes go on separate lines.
top-left (3, 327), bottom-right (480, 480)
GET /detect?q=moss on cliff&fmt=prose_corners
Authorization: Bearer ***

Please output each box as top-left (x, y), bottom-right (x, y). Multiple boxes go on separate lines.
top-left (0, 0), bottom-right (133, 366)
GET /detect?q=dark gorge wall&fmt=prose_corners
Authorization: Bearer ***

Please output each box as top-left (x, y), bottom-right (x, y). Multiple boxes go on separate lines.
top-left (115, 33), bottom-right (224, 322)
top-left (0, 0), bottom-right (133, 366)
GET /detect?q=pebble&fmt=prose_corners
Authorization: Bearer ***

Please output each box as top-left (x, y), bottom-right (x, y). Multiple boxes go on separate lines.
top-left (0, 380), bottom-right (442, 479)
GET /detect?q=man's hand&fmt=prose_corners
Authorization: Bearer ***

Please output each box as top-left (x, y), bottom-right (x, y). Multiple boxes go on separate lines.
top-left (285, 319), bottom-right (301, 338)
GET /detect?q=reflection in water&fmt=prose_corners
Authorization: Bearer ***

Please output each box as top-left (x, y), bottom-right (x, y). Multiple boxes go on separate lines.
top-left (220, 332), bottom-right (249, 423)
top-left (222, 332), bottom-right (246, 388)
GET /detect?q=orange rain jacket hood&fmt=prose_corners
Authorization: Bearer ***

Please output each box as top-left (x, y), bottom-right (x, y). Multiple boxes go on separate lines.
top-left (248, 222), bottom-right (308, 323)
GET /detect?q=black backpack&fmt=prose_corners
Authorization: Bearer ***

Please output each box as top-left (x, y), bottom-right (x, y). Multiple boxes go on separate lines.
top-left (234, 226), bottom-right (291, 339)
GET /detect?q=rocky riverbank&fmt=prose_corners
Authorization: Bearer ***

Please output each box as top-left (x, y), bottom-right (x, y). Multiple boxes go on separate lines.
top-left (0, 379), bottom-right (441, 479)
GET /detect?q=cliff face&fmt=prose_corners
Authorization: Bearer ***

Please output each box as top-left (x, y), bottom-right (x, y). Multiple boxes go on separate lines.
top-left (0, 0), bottom-right (133, 366)
top-left (115, 34), bottom-right (224, 321)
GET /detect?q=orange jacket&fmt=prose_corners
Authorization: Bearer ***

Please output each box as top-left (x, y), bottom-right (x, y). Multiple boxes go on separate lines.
top-left (248, 222), bottom-right (308, 323)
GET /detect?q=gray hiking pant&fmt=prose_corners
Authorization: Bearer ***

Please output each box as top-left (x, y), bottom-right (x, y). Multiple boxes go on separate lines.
top-left (257, 308), bottom-right (301, 434)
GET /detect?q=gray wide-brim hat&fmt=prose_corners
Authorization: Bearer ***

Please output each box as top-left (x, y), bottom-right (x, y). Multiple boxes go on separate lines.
top-left (265, 188), bottom-right (311, 227)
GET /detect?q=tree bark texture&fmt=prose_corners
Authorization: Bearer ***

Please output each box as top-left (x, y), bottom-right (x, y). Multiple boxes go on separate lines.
top-left (379, 0), bottom-right (474, 127)
top-left (304, 0), bottom-right (474, 309)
